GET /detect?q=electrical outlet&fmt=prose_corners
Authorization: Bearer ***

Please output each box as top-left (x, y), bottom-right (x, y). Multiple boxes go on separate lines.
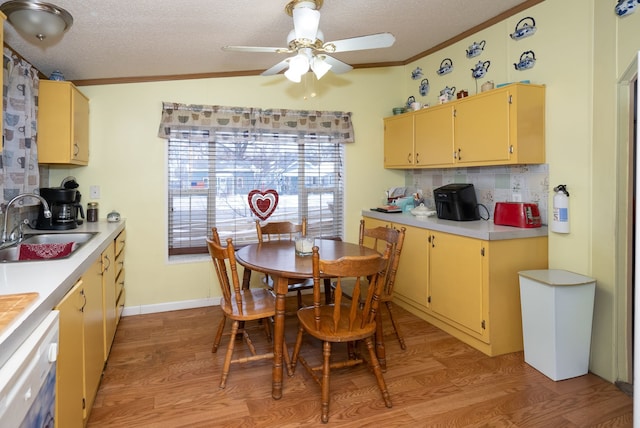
top-left (90, 185), bottom-right (100, 199)
top-left (512, 193), bottom-right (522, 202)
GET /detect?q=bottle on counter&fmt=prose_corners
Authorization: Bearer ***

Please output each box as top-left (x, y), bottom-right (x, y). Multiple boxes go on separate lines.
top-left (87, 202), bottom-right (99, 222)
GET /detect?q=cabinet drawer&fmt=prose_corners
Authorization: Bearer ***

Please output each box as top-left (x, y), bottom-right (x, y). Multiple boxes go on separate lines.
top-left (115, 247), bottom-right (125, 279)
top-left (116, 267), bottom-right (125, 301)
top-left (116, 287), bottom-right (125, 325)
top-left (115, 229), bottom-right (126, 257)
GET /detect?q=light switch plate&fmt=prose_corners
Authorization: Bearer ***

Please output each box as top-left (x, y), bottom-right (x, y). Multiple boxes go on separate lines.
top-left (90, 185), bottom-right (100, 199)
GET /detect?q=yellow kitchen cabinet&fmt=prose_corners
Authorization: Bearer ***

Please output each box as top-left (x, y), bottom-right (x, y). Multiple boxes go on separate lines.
top-left (428, 231), bottom-right (484, 337)
top-left (55, 279), bottom-right (84, 428)
top-left (383, 113), bottom-right (414, 167)
top-left (425, 231), bottom-right (548, 356)
top-left (362, 218), bottom-right (430, 310)
top-left (37, 80), bottom-right (90, 165)
top-left (453, 83), bottom-right (545, 166)
top-left (413, 104), bottom-right (455, 167)
top-left (102, 241), bottom-right (117, 359)
top-left (383, 83), bottom-right (545, 169)
top-left (114, 229), bottom-right (126, 325)
top-left (83, 256), bottom-right (105, 423)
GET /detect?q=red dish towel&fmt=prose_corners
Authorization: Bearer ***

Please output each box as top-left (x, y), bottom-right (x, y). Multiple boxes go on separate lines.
top-left (18, 242), bottom-right (74, 260)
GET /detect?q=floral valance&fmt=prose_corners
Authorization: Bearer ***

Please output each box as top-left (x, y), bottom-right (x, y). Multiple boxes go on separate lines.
top-left (157, 102), bottom-right (354, 143)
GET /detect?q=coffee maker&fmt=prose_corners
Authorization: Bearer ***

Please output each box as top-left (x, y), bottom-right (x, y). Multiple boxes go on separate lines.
top-left (36, 178), bottom-right (83, 230)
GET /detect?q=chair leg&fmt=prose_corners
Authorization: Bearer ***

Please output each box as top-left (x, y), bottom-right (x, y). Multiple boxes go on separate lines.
top-left (375, 311), bottom-right (386, 371)
top-left (364, 336), bottom-right (392, 409)
top-left (297, 290), bottom-right (304, 309)
top-left (219, 320), bottom-right (239, 389)
top-left (321, 341), bottom-right (332, 424)
top-left (212, 316), bottom-right (227, 353)
top-left (385, 301), bottom-right (406, 350)
top-left (290, 325), bottom-right (305, 374)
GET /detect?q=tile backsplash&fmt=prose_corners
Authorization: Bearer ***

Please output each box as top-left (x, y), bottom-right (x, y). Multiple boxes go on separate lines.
top-left (406, 164), bottom-right (549, 224)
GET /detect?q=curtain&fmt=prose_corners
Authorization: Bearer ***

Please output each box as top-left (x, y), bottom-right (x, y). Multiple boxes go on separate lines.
top-left (157, 102), bottom-right (355, 144)
top-left (2, 48), bottom-right (40, 204)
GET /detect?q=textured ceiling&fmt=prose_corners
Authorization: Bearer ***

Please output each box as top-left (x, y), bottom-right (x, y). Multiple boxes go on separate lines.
top-left (0, 0), bottom-right (537, 84)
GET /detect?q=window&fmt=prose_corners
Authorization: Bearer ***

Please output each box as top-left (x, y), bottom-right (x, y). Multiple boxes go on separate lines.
top-left (164, 112), bottom-right (348, 256)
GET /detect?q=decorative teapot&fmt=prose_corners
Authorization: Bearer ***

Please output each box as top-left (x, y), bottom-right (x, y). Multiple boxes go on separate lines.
top-left (411, 67), bottom-right (423, 80)
top-left (406, 96), bottom-right (416, 109)
top-left (615, 0), bottom-right (638, 16)
top-left (419, 78), bottom-right (430, 96)
top-left (471, 60), bottom-right (491, 79)
top-left (466, 40), bottom-right (486, 58)
top-left (510, 17), bottom-right (537, 40)
top-left (439, 86), bottom-right (456, 100)
top-left (514, 51), bottom-right (536, 70)
top-left (436, 58), bottom-right (453, 76)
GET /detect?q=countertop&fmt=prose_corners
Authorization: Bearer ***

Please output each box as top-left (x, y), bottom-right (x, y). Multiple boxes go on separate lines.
top-left (0, 220), bottom-right (126, 369)
top-left (362, 210), bottom-right (548, 240)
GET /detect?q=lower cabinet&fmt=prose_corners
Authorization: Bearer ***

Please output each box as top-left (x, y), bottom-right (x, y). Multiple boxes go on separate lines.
top-left (362, 216), bottom-right (548, 356)
top-left (55, 227), bottom-right (126, 427)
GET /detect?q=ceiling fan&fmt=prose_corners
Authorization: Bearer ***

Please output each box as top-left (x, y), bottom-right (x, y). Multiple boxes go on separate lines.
top-left (222, 0), bottom-right (396, 82)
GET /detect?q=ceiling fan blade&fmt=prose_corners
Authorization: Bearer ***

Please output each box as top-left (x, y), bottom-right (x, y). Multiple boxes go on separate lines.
top-left (325, 33), bottom-right (396, 53)
top-left (261, 59), bottom-right (290, 76)
top-left (321, 55), bottom-right (353, 74)
top-left (293, 7), bottom-right (320, 40)
top-left (222, 45), bottom-right (287, 54)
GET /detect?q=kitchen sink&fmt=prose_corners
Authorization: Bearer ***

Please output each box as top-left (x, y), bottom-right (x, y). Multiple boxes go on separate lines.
top-left (0, 232), bottom-right (98, 263)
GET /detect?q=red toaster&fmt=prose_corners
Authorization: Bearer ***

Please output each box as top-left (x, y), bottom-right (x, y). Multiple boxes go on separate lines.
top-left (493, 202), bottom-right (541, 228)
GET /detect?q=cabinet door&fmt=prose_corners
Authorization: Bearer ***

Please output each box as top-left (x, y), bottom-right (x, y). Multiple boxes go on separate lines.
top-left (454, 90), bottom-right (510, 164)
top-left (391, 224), bottom-right (430, 309)
top-left (429, 231), bottom-right (485, 335)
top-left (383, 114), bottom-right (414, 167)
top-left (83, 257), bottom-right (104, 422)
top-left (414, 105), bottom-right (454, 167)
top-left (55, 280), bottom-right (85, 428)
top-left (72, 86), bottom-right (90, 163)
top-left (102, 241), bottom-right (117, 358)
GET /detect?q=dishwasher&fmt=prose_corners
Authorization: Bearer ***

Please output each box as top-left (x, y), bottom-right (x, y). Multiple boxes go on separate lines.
top-left (0, 311), bottom-right (59, 427)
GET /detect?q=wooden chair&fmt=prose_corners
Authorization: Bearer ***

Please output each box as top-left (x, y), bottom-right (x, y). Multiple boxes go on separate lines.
top-left (252, 217), bottom-right (331, 307)
top-left (291, 245), bottom-right (393, 424)
top-left (207, 228), bottom-right (290, 388)
top-left (335, 220), bottom-right (407, 352)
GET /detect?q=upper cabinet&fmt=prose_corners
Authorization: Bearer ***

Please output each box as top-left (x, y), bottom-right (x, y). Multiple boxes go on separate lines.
top-left (383, 83), bottom-right (545, 169)
top-left (37, 80), bottom-right (90, 165)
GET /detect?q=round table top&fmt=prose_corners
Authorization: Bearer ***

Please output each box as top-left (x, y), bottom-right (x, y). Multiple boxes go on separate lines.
top-left (235, 239), bottom-right (378, 280)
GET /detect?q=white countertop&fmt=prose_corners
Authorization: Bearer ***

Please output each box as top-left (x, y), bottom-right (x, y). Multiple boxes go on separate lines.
top-left (362, 210), bottom-right (548, 240)
top-left (0, 220), bottom-right (126, 368)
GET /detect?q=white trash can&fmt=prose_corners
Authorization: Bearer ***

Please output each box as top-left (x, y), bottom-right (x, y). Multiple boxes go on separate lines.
top-left (518, 269), bottom-right (596, 381)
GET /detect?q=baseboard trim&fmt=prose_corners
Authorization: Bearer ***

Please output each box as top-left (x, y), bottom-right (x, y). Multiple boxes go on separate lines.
top-left (121, 297), bottom-right (221, 317)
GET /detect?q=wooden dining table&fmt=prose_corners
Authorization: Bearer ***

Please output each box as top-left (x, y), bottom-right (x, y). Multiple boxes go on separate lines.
top-left (234, 239), bottom-right (380, 400)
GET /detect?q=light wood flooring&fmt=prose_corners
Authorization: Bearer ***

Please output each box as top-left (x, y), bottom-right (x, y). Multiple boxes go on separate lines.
top-left (87, 297), bottom-right (633, 427)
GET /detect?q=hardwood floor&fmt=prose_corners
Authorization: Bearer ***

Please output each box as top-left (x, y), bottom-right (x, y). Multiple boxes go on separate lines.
top-left (88, 297), bottom-right (633, 427)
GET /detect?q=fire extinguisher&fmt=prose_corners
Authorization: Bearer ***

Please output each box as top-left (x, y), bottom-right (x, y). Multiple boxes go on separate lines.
top-left (552, 184), bottom-right (569, 233)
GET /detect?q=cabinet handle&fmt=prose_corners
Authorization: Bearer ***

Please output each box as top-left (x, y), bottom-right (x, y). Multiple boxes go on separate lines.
top-left (79, 289), bottom-right (86, 313)
top-left (430, 235), bottom-right (435, 247)
top-left (457, 148), bottom-right (462, 161)
top-left (407, 153), bottom-right (412, 163)
top-left (103, 255), bottom-right (111, 274)
top-left (73, 143), bottom-right (80, 158)
top-left (415, 152), bottom-right (420, 164)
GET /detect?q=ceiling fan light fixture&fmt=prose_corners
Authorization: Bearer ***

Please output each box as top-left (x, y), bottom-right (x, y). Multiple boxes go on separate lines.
top-left (292, 7), bottom-right (320, 42)
top-left (311, 55), bottom-right (331, 79)
top-left (0, 0), bottom-right (73, 41)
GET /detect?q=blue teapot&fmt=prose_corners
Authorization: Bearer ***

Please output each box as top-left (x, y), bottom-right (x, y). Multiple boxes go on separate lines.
top-left (411, 67), bottom-right (423, 80)
top-left (615, 0), bottom-right (638, 16)
top-left (466, 40), bottom-right (486, 58)
top-left (514, 51), bottom-right (536, 71)
top-left (439, 86), bottom-right (456, 101)
top-left (419, 79), bottom-right (429, 96)
top-left (406, 96), bottom-right (416, 109)
top-left (471, 60), bottom-right (491, 79)
top-left (510, 17), bottom-right (537, 40)
top-left (436, 58), bottom-right (453, 76)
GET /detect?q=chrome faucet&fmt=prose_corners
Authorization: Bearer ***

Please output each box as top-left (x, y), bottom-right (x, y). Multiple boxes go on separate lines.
top-left (1, 193), bottom-right (51, 244)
